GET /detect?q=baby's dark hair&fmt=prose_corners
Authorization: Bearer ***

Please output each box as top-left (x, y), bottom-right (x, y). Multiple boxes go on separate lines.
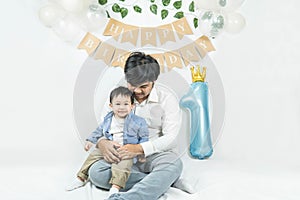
top-left (109, 86), bottom-right (134, 104)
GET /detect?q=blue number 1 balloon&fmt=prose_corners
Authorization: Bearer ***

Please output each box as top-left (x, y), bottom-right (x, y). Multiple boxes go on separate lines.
top-left (180, 66), bottom-right (213, 159)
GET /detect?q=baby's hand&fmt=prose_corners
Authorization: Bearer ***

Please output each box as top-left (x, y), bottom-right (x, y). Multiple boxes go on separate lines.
top-left (84, 141), bottom-right (94, 151)
top-left (137, 155), bottom-right (146, 163)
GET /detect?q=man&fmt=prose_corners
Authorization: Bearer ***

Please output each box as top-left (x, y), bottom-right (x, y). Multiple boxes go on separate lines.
top-left (89, 52), bottom-right (194, 199)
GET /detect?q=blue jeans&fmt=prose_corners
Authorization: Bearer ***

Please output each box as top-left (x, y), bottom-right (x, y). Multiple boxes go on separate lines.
top-left (88, 151), bottom-right (183, 200)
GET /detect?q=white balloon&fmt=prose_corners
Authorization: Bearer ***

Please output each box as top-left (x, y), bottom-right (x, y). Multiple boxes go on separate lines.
top-left (224, 12), bottom-right (246, 34)
top-left (194, 0), bottom-right (220, 11)
top-left (80, 3), bottom-right (108, 32)
top-left (59, 0), bottom-right (86, 13)
top-left (222, 0), bottom-right (246, 12)
top-left (52, 16), bottom-right (84, 42)
top-left (38, 4), bottom-right (66, 27)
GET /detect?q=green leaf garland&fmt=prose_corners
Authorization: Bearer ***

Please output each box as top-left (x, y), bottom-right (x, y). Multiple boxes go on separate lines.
top-left (193, 17), bottom-right (198, 28)
top-left (189, 1), bottom-right (195, 12)
top-left (150, 4), bottom-right (158, 14)
top-left (106, 10), bottom-right (110, 18)
top-left (112, 3), bottom-right (121, 12)
top-left (134, 5), bottom-right (142, 13)
top-left (162, 0), bottom-right (171, 6)
top-left (120, 7), bottom-right (128, 18)
top-left (98, 0), bottom-right (107, 5)
top-left (98, 0), bottom-right (207, 29)
top-left (174, 11), bottom-right (184, 19)
top-left (161, 9), bottom-right (169, 19)
top-left (173, 1), bottom-right (182, 9)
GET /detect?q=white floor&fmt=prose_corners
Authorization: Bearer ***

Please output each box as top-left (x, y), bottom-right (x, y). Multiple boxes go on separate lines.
top-left (1, 153), bottom-right (299, 200)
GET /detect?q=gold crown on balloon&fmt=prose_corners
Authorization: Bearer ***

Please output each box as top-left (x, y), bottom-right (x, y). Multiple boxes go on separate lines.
top-left (190, 66), bottom-right (206, 82)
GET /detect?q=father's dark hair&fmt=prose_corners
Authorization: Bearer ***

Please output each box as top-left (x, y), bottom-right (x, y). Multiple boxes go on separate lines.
top-left (109, 86), bottom-right (134, 104)
top-left (124, 52), bottom-right (160, 86)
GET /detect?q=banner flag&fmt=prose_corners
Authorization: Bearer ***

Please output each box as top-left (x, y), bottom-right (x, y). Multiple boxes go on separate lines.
top-left (151, 53), bottom-right (166, 73)
top-left (164, 51), bottom-right (183, 71)
top-left (194, 35), bottom-right (216, 57)
top-left (179, 43), bottom-right (201, 66)
top-left (77, 32), bottom-right (101, 55)
top-left (120, 28), bottom-right (139, 46)
top-left (94, 42), bottom-right (115, 65)
top-left (172, 17), bottom-right (193, 39)
top-left (103, 18), bottom-right (124, 41)
top-left (141, 27), bottom-right (157, 47)
top-left (157, 24), bottom-right (176, 45)
top-left (111, 48), bottom-right (130, 68)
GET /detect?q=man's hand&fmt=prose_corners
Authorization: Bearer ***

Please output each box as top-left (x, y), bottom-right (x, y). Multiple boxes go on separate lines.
top-left (84, 141), bottom-right (94, 151)
top-left (118, 144), bottom-right (144, 160)
top-left (97, 139), bottom-right (121, 163)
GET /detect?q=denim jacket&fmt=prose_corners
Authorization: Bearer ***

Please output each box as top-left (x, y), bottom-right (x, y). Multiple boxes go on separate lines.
top-left (86, 111), bottom-right (149, 145)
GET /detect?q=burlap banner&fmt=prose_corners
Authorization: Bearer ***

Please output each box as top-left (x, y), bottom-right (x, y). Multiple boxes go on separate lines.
top-left (78, 32), bottom-right (215, 72)
top-left (103, 17), bottom-right (193, 46)
top-left (77, 32), bottom-right (101, 55)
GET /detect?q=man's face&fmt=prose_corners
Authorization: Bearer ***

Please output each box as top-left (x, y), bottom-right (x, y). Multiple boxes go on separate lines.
top-left (127, 82), bottom-right (154, 103)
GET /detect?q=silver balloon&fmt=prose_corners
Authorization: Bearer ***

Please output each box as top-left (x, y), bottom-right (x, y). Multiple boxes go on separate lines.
top-left (80, 3), bottom-right (108, 32)
top-left (222, 0), bottom-right (246, 12)
top-left (199, 11), bottom-right (225, 38)
top-left (219, 0), bottom-right (227, 7)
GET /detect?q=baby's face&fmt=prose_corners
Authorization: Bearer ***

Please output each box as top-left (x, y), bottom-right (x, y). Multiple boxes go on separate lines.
top-left (110, 95), bottom-right (133, 119)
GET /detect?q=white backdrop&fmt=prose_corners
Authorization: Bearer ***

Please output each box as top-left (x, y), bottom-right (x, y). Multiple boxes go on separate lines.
top-left (1, 0), bottom-right (300, 199)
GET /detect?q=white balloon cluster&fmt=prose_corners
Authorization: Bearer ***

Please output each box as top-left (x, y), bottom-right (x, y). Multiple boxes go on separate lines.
top-left (195, 0), bottom-right (246, 38)
top-left (39, 0), bottom-right (108, 42)
top-left (38, 0), bottom-right (246, 42)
